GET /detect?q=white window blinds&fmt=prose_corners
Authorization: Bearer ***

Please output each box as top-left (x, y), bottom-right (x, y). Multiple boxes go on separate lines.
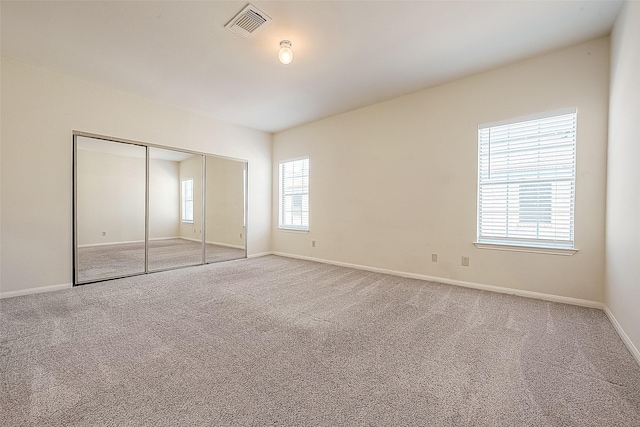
top-left (279, 158), bottom-right (309, 230)
top-left (477, 110), bottom-right (576, 249)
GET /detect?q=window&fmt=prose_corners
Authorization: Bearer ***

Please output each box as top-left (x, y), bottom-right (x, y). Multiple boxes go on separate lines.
top-left (181, 179), bottom-right (194, 223)
top-left (477, 110), bottom-right (576, 251)
top-left (279, 157), bottom-right (309, 230)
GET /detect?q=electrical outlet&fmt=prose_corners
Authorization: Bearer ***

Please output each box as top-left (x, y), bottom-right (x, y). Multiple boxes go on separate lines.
top-left (431, 254), bottom-right (438, 262)
top-left (240, 233), bottom-right (243, 239)
top-left (102, 231), bottom-right (107, 236)
top-left (461, 256), bottom-right (470, 267)
top-left (312, 240), bottom-right (316, 248)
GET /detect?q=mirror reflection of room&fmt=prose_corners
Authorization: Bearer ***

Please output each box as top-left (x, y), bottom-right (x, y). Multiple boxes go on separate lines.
top-left (148, 148), bottom-right (203, 272)
top-left (75, 135), bottom-right (247, 285)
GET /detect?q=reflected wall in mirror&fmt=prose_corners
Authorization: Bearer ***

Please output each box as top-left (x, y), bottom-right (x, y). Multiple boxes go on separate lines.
top-left (148, 148), bottom-right (203, 272)
top-left (75, 137), bottom-right (146, 283)
top-left (205, 155), bottom-right (247, 263)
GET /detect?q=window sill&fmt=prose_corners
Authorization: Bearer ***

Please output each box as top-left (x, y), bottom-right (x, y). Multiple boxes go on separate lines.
top-left (182, 221), bottom-right (194, 224)
top-left (278, 227), bottom-right (309, 233)
top-left (473, 242), bottom-right (578, 256)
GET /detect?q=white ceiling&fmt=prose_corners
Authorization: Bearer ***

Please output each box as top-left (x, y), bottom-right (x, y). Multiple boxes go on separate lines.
top-left (1, 0), bottom-right (623, 133)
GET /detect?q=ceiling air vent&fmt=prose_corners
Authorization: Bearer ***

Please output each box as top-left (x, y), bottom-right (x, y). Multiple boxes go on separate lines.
top-left (225, 4), bottom-right (272, 38)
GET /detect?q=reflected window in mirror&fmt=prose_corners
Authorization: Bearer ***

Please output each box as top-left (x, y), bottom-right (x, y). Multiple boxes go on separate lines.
top-left (181, 179), bottom-right (194, 223)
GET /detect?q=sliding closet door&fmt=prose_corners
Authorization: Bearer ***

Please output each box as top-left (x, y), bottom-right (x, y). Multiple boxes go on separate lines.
top-left (205, 155), bottom-right (247, 263)
top-left (74, 132), bottom-right (249, 285)
top-left (75, 137), bottom-right (146, 283)
top-left (148, 148), bottom-right (204, 271)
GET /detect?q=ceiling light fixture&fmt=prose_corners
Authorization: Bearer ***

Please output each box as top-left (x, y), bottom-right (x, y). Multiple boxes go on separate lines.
top-left (278, 40), bottom-right (293, 65)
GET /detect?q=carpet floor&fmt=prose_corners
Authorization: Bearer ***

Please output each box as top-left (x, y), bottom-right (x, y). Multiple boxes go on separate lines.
top-left (1, 255), bottom-right (639, 426)
top-left (77, 238), bottom-right (245, 283)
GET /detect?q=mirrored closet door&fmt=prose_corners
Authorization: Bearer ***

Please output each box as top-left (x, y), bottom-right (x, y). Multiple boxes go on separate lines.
top-left (73, 133), bottom-right (247, 285)
top-left (75, 137), bottom-right (147, 283)
top-left (205, 155), bottom-right (247, 264)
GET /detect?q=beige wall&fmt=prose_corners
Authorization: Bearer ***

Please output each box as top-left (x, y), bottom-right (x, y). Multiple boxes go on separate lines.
top-left (272, 37), bottom-right (610, 302)
top-left (0, 57), bottom-right (272, 295)
top-left (606, 2), bottom-right (640, 355)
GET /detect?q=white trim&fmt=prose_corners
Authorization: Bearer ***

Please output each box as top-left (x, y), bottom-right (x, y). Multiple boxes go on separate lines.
top-left (277, 227), bottom-right (309, 233)
top-left (180, 236), bottom-right (202, 243)
top-left (248, 252), bottom-right (272, 258)
top-left (602, 306), bottom-right (640, 366)
top-left (271, 252), bottom-right (601, 308)
top-left (78, 239), bottom-right (144, 248)
top-left (206, 241), bottom-right (245, 250)
top-left (1, 283), bottom-right (72, 299)
top-left (474, 242), bottom-right (578, 256)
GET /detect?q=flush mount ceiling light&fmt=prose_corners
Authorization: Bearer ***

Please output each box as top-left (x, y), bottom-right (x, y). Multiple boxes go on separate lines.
top-left (278, 40), bottom-right (293, 65)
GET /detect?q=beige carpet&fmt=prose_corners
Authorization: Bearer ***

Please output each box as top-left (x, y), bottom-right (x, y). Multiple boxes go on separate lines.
top-left (2, 255), bottom-right (639, 426)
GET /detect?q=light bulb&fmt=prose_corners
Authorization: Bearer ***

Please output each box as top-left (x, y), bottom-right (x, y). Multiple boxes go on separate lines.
top-left (279, 40), bottom-right (293, 65)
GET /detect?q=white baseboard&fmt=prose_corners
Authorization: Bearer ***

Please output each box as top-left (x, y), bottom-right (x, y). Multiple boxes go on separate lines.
top-left (271, 252), bottom-right (603, 309)
top-left (248, 252), bottom-right (273, 259)
top-left (0, 283), bottom-right (73, 299)
top-left (80, 238), bottom-right (244, 248)
top-left (602, 306), bottom-right (640, 366)
top-left (206, 241), bottom-right (245, 250)
top-left (78, 239), bottom-right (144, 248)
top-left (180, 237), bottom-right (202, 243)
top-left (78, 237), bottom-right (181, 248)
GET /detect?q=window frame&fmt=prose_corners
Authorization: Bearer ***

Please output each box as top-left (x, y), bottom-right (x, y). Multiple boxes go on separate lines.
top-left (475, 109), bottom-right (578, 256)
top-left (278, 157), bottom-right (310, 231)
